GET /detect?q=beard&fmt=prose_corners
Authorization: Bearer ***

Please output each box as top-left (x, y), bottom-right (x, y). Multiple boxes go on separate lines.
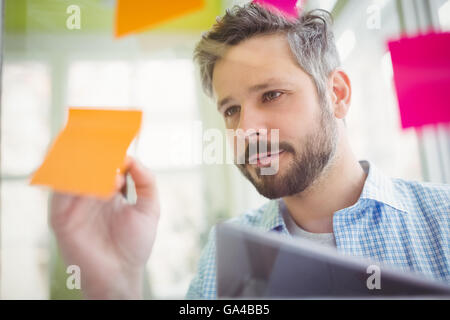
top-left (236, 105), bottom-right (338, 199)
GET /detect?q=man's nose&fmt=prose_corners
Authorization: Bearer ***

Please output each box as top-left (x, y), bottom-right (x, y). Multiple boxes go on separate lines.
top-left (236, 104), bottom-right (268, 141)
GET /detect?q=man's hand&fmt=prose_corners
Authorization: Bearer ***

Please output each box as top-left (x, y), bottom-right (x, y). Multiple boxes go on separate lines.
top-left (49, 157), bottom-right (160, 299)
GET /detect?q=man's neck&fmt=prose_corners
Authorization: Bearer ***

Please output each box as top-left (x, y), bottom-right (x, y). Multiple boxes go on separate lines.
top-left (282, 140), bottom-right (367, 234)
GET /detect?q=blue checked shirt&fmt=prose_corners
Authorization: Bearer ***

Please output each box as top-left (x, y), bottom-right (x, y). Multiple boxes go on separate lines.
top-left (185, 161), bottom-right (450, 299)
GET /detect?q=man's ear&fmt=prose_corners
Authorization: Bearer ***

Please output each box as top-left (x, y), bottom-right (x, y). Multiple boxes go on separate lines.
top-left (329, 69), bottom-right (352, 119)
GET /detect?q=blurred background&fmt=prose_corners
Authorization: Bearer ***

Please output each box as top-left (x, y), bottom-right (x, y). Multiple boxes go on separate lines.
top-left (0, 0), bottom-right (449, 299)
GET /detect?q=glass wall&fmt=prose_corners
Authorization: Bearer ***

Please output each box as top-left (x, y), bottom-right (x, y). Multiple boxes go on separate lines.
top-left (1, 0), bottom-right (449, 299)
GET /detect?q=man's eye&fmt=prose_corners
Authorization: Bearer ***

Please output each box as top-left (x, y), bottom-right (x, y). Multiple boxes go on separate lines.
top-left (262, 91), bottom-right (283, 102)
top-left (224, 106), bottom-right (240, 117)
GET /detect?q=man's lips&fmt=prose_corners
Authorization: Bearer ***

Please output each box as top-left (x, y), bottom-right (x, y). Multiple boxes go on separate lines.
top-left (248, 149), bottom-right (285, 165)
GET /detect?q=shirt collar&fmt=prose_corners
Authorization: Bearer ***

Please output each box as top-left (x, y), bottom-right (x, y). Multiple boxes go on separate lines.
top-left (259, 200), bottom-right (288, 233)
top-left (263, 160), bottom-right (410, 232)
top-left (358, 160), bottom-right (410, 213)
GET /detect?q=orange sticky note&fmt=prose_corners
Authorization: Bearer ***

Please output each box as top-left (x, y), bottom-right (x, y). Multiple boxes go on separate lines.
top-left (31, 108), bottom-right (142, 198)
top-left (115, 0), bottom-right (205, 38)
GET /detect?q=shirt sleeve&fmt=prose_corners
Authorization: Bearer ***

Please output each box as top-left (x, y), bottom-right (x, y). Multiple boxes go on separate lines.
top-left (185, 226), bottom-right (217, 300)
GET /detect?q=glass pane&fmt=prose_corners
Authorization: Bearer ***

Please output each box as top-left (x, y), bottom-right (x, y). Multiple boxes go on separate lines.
top-left (67, 61), bottom-right (133, 108)
top-left (67, 59), bottom-right (198, 119)
top-left (0, 180), bottom-right (49, 299)
top-left (136, 120), bottom-right (201, 170)
top-left (334, 0), bottom-right (422, 180)
top-left (147, 171), bottom-right (204, 299)
top-left (439, 0), bottom-right (450, 30)
top-left (1, 62), bottom-right (51, 176)
top-left (136, 59), bottom-right (198, 118)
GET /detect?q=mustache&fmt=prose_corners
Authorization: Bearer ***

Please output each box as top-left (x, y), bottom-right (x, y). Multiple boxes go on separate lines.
top-left (237, 141), bottom-right (295, 165)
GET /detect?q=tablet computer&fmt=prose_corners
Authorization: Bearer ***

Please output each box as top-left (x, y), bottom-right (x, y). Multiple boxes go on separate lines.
top-left (216, 222), bottom-right (450, 298)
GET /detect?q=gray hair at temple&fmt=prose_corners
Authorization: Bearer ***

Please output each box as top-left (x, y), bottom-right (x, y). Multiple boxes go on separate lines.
top-left (193, 3), bottom-right (341, 107)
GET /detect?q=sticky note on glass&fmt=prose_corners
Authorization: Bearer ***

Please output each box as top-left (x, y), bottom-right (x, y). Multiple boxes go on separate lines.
top-left (31, 108), bottom-right (142, 198)
top-left (252, 0), bottom-right (300, 19)
top-left (388, 32), bottom-right (450, 129)
top-left (115, 0), bottom-right (205, 38)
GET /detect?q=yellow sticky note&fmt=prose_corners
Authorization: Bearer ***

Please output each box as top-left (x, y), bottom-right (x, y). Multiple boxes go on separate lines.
top-left (115, 0), bottom-right (205, 38)
top-left (30, 108), bottom-right (142, 198)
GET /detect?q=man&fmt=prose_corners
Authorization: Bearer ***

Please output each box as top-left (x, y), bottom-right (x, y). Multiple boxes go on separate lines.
top-left (50, 3), bottom-right (450, 299)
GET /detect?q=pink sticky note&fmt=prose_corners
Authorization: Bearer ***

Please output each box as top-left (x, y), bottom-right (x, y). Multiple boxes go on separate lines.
top-left (388, 32), bottom-right (450, 129)
top-left (252, 0), bottom-right (300, 19)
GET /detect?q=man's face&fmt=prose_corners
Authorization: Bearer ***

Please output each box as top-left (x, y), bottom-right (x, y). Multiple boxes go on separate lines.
top-left (212, 34), bottom-right (338, 199)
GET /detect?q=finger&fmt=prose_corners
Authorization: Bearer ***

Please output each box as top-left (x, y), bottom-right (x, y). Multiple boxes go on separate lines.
top-left (120, 175), bottom-right (128, 199)
top-left (127, 157), bottom-right (159, 213)
top-left (49, 191), bottom-right (81, 230)
top-left (116, 157), bottom-right (130, 198)
top-left (118, 156), bottom-right (132, 174)
top-left (50, 192), bottom-right (80, 216)
top-left (115, 173), bottom-right (126, 192)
